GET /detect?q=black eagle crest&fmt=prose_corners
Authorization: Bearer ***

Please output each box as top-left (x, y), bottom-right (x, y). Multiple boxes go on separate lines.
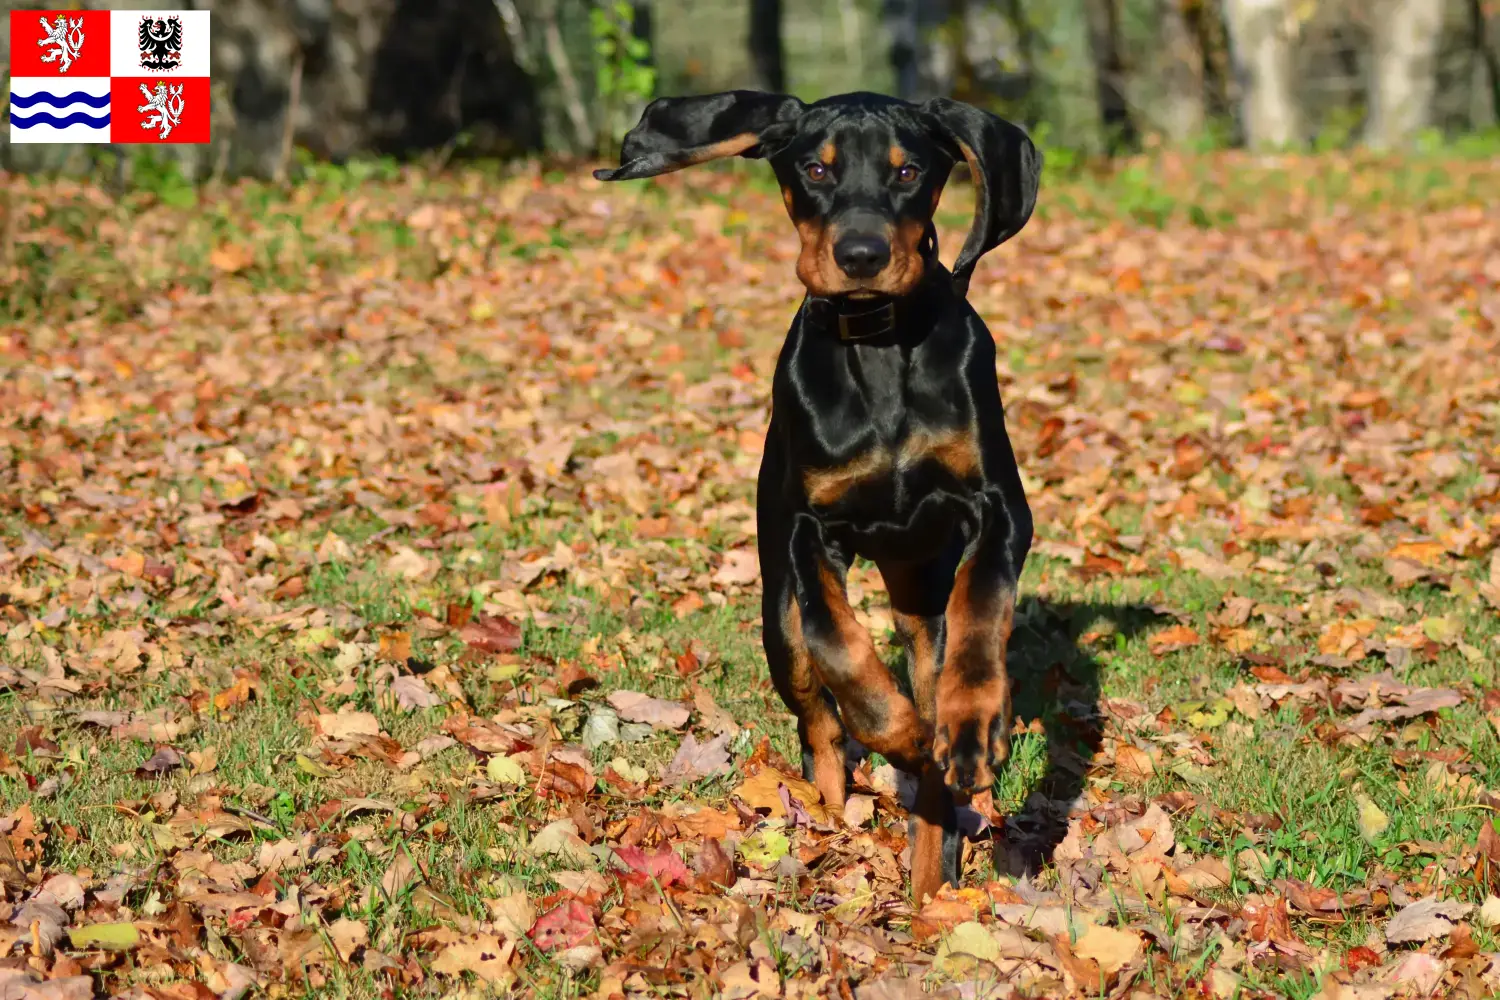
top-left (138, 16), bottom-right (183, 72)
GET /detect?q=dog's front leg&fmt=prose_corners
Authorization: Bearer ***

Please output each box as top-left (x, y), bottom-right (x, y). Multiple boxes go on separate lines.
top-left (786, 514), bottom-right (928, 776)
top-left (932, 491), bottom-right (1029, 798)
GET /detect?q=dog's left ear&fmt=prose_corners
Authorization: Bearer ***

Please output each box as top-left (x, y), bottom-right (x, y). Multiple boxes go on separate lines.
top-left (594, 91), bottom-right (806, 182)
top-left (920, 98), bottom-right (1041, 296)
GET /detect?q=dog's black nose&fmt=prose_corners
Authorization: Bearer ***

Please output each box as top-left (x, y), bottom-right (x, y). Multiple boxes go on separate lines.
top-left (833, 234), bottom-right (891, 279)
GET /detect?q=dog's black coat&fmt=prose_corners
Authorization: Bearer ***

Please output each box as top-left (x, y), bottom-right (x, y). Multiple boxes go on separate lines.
top-left (597, 90), bottom-right (1041, 900)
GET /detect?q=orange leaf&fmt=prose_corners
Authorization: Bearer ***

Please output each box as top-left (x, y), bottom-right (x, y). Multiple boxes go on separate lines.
top-left (1149, 625), bottom-right (1201, 656)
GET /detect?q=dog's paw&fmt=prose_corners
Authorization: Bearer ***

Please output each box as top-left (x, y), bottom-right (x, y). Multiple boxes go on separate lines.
top-left (847, 695), bottom-right (931, 775)
top-left (932, 705), bottom-right (1009, 798)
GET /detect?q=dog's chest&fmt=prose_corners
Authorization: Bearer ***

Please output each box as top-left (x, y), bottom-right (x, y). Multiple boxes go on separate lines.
top-left (797, 347), bottom-right (981, 509)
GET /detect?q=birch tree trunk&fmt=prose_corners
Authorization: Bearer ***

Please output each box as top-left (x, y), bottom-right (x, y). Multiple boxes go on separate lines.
top-left (1222, 0), bottom-right (1302, 148)
top-left (1158, 0), bottom-right (1207, 143)
top-left (1366, 0), bottom-right (1445, 148)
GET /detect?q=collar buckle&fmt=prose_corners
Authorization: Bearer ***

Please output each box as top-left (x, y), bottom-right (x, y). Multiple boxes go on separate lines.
top-left (836, 301), bottom-right (897, 342)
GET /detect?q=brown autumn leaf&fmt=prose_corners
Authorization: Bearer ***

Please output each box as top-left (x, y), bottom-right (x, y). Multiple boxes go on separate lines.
top-left (1148, 624), bottom-right (1202, 656)
top-left (460, 614), bottom-right (523, 654)
top-left (1241, 895), bottom-right (1294, 943)
top-left (732, 768), bottom-right (831, 825)
top-left (694, 836), bottom-right (736, 888)
top-left (661, 732), bottom-right (733, 786)
top-left (1476, 820), bottom-right (1500, 890)
top-left (1387, 540), bottom-right (1447, 567)
top-left (317, 710), bottom-right (382, 741)
top-left (606, 690), bottom-right (690, 729)
top-left (378, 849), bottom-right (422, 902)
top-left (712, 548), bottom-right (759, 587)
top-left (1073, 923), bottom-right (1142, 977)
top-left (377, 631), bottom-right (412, 661)
top-left (135, 746), bottom-right (185, 778)
top-left (1114, 743), bottom-right (1156, 781)
top-left (431, 934), bottom-right (515, 984)
top-left (389, 674), bottom-right (443, 710)
top-left (327, 917), bottom-right (368, 962)
top-left (1387, 898), bottom-right (1473, 944)
top-left (692, 684), bottom-right (741, 736)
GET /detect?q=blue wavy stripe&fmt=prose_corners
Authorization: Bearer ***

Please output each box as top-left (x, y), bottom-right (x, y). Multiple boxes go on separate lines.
top-left (11, 90), bottom-right (111, 109)
top-left (11, 110), bottom-right (110, 129)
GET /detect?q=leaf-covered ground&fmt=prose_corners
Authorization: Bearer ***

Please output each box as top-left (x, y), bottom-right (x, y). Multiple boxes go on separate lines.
top-left (1, 150), bottom-right (1499, 999)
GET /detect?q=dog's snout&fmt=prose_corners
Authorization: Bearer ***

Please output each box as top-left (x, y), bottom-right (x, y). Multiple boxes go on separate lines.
top-left (833, 234), bottom-right (891, 279)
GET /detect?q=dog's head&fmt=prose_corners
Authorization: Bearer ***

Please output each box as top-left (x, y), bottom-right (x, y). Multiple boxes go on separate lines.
top-left (595, 90), bottom-right (1041, 299)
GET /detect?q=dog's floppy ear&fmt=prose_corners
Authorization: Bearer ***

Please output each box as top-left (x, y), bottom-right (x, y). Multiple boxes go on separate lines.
top-left (920, 98), bottom-right (1041, 296)
top-left (594, 91), bottom-right (805, 182)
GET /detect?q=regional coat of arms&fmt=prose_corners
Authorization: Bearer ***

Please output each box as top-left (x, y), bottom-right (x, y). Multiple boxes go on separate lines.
top-left (138, 15), bottom-right (184, 72)
top-left (138, 82), bottom-right (185, 140)
top-left (38, 14), bottom-right (86, 73)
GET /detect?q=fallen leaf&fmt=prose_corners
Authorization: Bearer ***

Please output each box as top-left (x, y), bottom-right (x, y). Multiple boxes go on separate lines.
top-left (486, 754), bottom-right (528, 786)
top-left (692, 684), bottom-right (741, 735)
top-left (607, 689), bottom-right (690, 729)
top-left (134, 746), bottom-right (184, 778)
top-left (614, 843), bottom-right (691, 888)
top-left (1477, 895), bottom-right (1500, 927)
top-left (661, 731), bottom-right (733, 786)
top-left (529, 900), bottom-right (595, 951)
top-left (1386, 897), bottom-right (1473, 944)
top-left (529, 819), bottom-right (593, 865)
top-left (1149, 624), bottom-right (1202, 655)
top-left (695, 837), bottom-right (736, 887)
top-left (732, 767), bottom-right (831, 824)
top-left (843, 794), bottom-right (877, 829)
top-left (67, 922), bottom-right (140, 951)
top-left (317, 710), bottom-right (381, 740)
top-left (1355, 791), bottom-right (1390, 844)
top-left (431, 934), bottom-right (514, 984)
top-left (1115, 743), bottom-right (1156, 781)
top-left (327, 917), bottom-right (367, 962)
top-left (737, 829), bottom-right (790, 868)
top-left (461, 614), bottom-right (523, 654)
top-left (378, 631), bottom-right (412, 661)
top-left (378, 849), bottom-right (421, 901)
top-left (712, 548), bottom-right (759, 587)
top-left (933, 921), bottom-right (1000, 976)
top-left (389, 674), bottom-right (443, 710)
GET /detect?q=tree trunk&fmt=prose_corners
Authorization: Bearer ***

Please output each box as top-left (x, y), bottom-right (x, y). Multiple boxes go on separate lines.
top-left (1157, 0), bottom-right (1207, 143)
top-left (1469, 0), bottom-right (1500, 126)
top-left (884, 0), bottom-right (921, 100)
top-left (1085, 0), bottom-right (1136, 149)
top-left (1222, 0), bottom-right (1301, 148)
top-left (1367, 0), bottom-right (1445, 147)
top-left (1185, 0), bottom-right (1233, 120)
top-left (748, 0), bottom-right (785, 92)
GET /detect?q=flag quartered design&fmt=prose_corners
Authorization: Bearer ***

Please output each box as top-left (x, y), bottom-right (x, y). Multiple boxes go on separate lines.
top-left (9, 9), bottom-right (211, 145)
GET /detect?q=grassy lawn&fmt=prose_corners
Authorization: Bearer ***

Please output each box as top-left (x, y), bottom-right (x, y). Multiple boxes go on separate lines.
top-left (1, 147), bottom-right (1499, 999)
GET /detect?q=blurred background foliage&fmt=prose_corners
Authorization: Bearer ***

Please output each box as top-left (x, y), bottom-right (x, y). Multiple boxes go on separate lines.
top-left (1, 0), bottom-right (1497, 183)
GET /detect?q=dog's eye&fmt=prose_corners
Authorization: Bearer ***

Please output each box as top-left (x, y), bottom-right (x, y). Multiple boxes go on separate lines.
top-left (897, 165), bottom-right (919, 184)
top-left (805, 163), bottom-right (829, 182)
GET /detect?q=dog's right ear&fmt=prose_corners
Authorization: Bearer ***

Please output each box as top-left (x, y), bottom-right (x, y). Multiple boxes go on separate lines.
top-left (594, 91), bottom-right (805, 182)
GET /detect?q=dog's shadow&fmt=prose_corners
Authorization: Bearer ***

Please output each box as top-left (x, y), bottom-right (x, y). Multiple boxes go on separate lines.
top-left (990, 597), bottom-right (1160, 877)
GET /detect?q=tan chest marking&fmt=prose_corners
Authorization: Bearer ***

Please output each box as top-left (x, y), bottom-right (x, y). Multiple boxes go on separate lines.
top-left (900, 428), bottom-right (980, 479)
top-left (800, 429), bottom-right (980, 506)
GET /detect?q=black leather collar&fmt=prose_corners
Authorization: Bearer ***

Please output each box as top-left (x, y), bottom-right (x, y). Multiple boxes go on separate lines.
top-left (809, 297), bottom-right (901, 342)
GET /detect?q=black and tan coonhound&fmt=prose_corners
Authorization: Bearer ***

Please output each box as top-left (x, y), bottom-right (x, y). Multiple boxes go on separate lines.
top-left (596, 89), bottom-right (1041, 903)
